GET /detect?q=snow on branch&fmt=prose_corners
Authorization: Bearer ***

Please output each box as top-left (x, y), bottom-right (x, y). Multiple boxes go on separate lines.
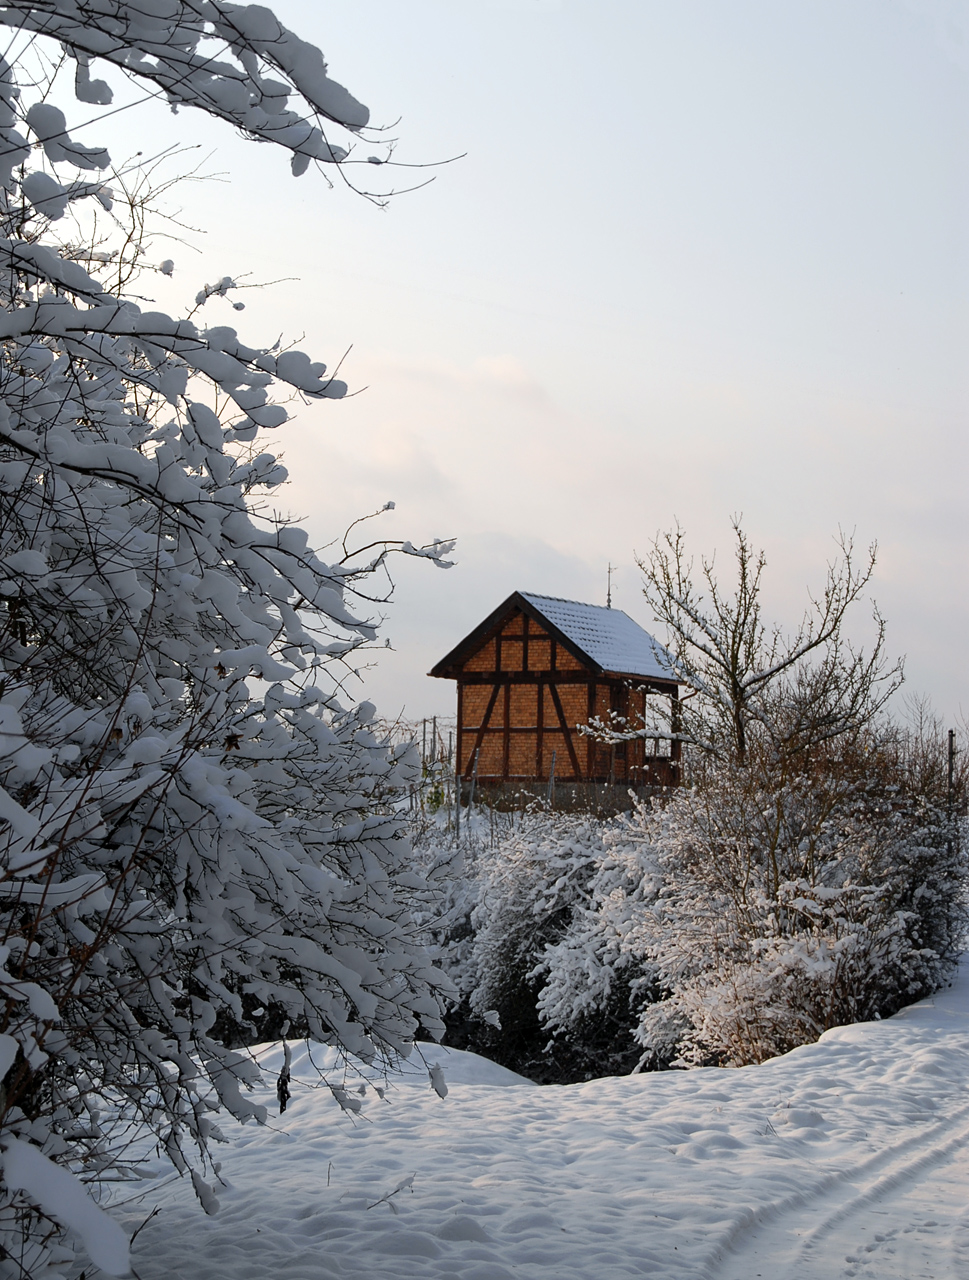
top-left (0, 4), bottom-right (453, 1275)
top-left (0, 0), bottom-right (371, 175)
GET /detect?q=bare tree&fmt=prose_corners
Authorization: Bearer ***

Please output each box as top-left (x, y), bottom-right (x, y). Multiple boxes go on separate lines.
top-left (635, 518), bottom-right (903, 763)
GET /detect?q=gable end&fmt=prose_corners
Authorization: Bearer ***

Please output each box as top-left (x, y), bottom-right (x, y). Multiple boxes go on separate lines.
top-left (429, 592), bottom-right (601, 678)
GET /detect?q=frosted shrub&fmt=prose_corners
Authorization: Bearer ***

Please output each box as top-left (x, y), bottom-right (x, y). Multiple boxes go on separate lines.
top-left (531, 802), bottom-right (661, 1058)
top-left (470, 813), bottom-right (606, 1022)
top-left (423, 729), bottom-right (964, 1079)
top-left (531, 732), bottom-right (965, 1075)
top-left (425, 810), bottom-right (649, 1080)
top-left (625, 752), bottom-right (966, 1068)
top-left (408, 820), bottom-right (478, 1006)
top-left (0, 4), bottom-right (453, 1274)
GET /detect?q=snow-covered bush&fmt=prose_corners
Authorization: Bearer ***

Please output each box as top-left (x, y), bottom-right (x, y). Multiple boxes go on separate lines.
top-left (420, 716), bottom-right (965, 1081)
top-left (411, 809), bottom-right (649, 1081)
top-left (495, 727), bottom-right (967, 1077)
top-left (469, 814), bottom-right (606, 1029)
top-left (534, 800), bottom-right (661, 1053)
top-left (0, 5), bottom-right (453, 1275)
top-left (616, 745), bottom-right (966, 1068)
top-left (406, 817), bottom-right (477, 1004)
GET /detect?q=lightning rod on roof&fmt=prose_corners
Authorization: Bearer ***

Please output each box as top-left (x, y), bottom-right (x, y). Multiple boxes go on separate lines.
top-left (606, 563), bottom-right (616, 609)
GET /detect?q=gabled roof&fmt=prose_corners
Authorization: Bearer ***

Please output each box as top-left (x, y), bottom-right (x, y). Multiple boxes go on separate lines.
top-left (520, 593), bottom-right (676, 680)
top-left (429, 590), bottom-right (679, 682)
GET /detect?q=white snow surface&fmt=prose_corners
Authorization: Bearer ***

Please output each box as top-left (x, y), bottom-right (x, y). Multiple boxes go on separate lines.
top-left (520, 592), bottom-right (675, 681)
top-left (115, 972), bottom-right (969, 1280)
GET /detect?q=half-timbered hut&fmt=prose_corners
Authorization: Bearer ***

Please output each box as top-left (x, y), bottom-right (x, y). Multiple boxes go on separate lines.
top-left (429, 591), bottom-right (682, 796)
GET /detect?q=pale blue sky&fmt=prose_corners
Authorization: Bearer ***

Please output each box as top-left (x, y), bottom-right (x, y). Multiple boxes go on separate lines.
top-left (84, 0), bottom-right (969, 720)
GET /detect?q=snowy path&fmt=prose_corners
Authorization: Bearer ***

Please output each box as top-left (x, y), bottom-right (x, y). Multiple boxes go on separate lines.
top-left (711, 1094), bottom-right (969, 1279)
top-left (112, 970), bottom-right (969, 1280)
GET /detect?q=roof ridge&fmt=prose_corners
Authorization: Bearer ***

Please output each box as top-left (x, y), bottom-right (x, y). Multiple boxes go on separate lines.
top-left (521, 590), bottom-right (624, 612)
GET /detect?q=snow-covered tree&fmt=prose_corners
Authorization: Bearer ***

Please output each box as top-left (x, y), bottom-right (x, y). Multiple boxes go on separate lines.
top-left (0, 5), bottom-right (453, 1275)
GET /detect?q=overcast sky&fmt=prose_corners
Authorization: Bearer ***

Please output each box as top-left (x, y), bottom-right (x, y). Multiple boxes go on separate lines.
top-left (96, 0), bottom-right (969, 723)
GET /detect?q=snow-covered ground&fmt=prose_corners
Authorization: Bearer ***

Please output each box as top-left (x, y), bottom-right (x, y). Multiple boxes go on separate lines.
top-left (112, 968), bottom-right (969, 1280)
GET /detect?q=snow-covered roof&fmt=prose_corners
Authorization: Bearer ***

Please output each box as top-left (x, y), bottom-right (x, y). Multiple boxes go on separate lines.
top-left (519, 593), bottom-right (675, 680)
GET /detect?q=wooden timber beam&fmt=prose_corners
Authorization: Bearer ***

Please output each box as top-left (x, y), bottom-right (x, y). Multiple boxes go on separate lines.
top-left (587, 679), bottom-right (595, 780)
top-left (502, 681), bottom-right (511, 778)
top-left (459, 725), bottom-right (553, 735)
top-left (455, 671), bottom-right (678, 689)
top-left (465, 681), bottom-right (502, 774)
top-left (548, 682), bottom-right (583, 779)
top-left (537, 677), bottom-right (544, 777)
